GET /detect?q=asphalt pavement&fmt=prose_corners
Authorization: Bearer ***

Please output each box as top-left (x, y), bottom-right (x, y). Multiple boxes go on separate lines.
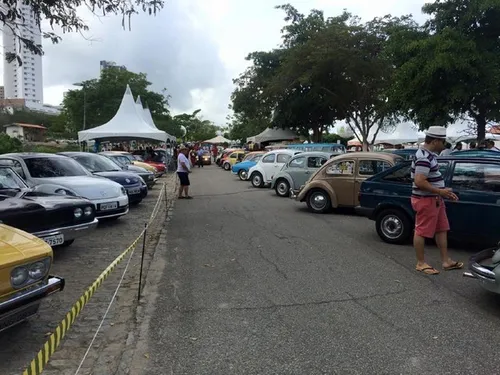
top-left (132, 165), bottom-right (500, 375)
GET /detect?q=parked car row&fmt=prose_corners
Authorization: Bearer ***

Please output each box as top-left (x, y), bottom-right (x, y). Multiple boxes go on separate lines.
top-left (220, 146), bottom-right (500, 295)
top-left (0, 150), bottom-right (168, 332)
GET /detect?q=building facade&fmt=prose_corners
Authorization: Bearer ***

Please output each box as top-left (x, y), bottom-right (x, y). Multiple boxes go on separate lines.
top-left (2, 2), bottom-right (43, 105)
top-left (100, 60), bottom-right (127, 71)
top-left (4, 123), bottom-right (47, 141)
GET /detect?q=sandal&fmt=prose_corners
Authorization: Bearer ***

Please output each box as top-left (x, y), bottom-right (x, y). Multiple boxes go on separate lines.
top-left (185, 196), bottom-right (193, 199)
top-left (443, 261), bottom-right (464, 271)
top-left (416, 266), bottom-right (440, 275)
top-left (177, 196), bottom-right (185, 199)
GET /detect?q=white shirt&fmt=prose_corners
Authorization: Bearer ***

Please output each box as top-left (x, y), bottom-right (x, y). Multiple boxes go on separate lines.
top-left (177, 153), bottom-right (191, 172)
top-left (440, 148), bottom-right (453, 156)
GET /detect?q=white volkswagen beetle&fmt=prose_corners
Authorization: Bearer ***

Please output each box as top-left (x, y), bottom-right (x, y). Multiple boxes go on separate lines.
top-left (0, 153), bottom-right (129, 220)
top-left (248, 149), bottom-right (301, 188)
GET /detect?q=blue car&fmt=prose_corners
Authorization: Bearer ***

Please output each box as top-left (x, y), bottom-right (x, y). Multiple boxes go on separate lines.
top-left (231, 154), bottom-right (264, 180)
top-left (59, 152), bottom-right (148, 204)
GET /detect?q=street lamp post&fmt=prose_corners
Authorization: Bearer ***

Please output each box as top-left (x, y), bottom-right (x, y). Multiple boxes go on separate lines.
top-left (73, 82), bottom-right (87, 130)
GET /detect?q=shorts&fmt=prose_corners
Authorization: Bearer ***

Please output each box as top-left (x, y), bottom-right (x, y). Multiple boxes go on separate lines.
top-left (411, 196), bottom-right (450, 238)
top-left (177, 172), bottom-right (190, 186)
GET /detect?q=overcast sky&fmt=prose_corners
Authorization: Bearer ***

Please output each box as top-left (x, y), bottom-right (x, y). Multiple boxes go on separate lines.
top-left (0, 0), bottom-right (468, 138)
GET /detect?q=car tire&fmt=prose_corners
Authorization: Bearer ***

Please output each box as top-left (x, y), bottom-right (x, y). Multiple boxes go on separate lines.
top-left (275, 179), bottom-right (290, 197)
top-left (251, 172), bottom-right (264, 188)
top-left (238, 169), bottom-right (248, 181)
top-left (224, 162), bottom-right (231, 171)
top-left (375, 208), bottom-right (412, 244)
top-left (306, 189), bottom-right (331, 213)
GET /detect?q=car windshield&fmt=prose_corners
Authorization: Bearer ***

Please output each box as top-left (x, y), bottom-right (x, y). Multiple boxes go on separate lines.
top-left (252, 154), bottom-right (263, 162)
top-left (104, 155), bottom-right (125, 167)
top-left (72, 154), bottom-right (122, 172)
top-left (0, 167), bottom-right (27, 189)
top-left (25, 157), bottom-right (89, 178)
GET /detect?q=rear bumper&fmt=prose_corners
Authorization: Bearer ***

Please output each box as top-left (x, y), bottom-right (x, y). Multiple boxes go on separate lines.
top-left (32, 219), bottom-right (99, 243)
top-left (355, 206), bottom-right (374, 218)
top-left (0, 276), bottom-right (65, 332)
top-left (464, 248), bottom-right (500, 294)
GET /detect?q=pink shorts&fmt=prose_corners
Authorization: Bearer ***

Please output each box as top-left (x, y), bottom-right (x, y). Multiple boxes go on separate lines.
top-left (411, 196), bottom-right (450, 238)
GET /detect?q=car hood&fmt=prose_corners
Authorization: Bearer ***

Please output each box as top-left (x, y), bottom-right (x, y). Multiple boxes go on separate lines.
top-left (0, 224), bottom-right (51, 268)
top-left (127, 165), bottom-right (148, 173)
top-left (92, 171), bottom-right (142, 185)
top-left (237, 161), bottom-right (256, 168)
top-left (32, 176), bottom-right (123, 200)
top-left (0, 192), bottom-right (90, 210)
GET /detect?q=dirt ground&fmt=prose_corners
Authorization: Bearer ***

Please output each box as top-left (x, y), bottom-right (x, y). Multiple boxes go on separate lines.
top-left (0, 173), bottom-right (178, 375)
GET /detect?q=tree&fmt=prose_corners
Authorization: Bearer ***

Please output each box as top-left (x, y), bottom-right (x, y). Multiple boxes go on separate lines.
top-left (62, 66), bottom-right (169, 132)
top-left (388, 0), bottom-right (500, 141)
top-left (1, 0), bottom-right (164, 65)
top-left (0, 133), bottom-right (22, 154)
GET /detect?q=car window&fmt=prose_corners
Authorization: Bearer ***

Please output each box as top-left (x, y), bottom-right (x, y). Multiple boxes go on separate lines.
top-left (451, 162), bottom-right (500, 192)
top-left (0, 167), bottom-right (27, 188)
top-left (307, 157), bottom-right (327, 168)
top-left (382, 163), bottom-right (412, 184)
top-left (72, 154), bottom-right (122, 172)
top-left (289, 156), bottom-right (306, 169)
top-left (230, 153), bottom-right (237, 159)
top-left (325, 160), bottom-right (354, 175)
top-left (262, 154), bottom-right (275, 163)
top-left (252, 154), bottom-right (263, 162)
top-left (277, 154), bottom-right (291, 163)
top-left (0, 159), bottom-right (25, 178)
top-left (358, 160), bottom-right (393, 176)
top-left (24, 157), bottom-right (89, 178)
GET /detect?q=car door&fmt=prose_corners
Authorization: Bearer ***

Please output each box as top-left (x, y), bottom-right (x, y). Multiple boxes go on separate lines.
top-left (260, 153), bottom-right (276, 181)
top-left (270, 153), bottom-right (292, 181)
top-left (303, 156), bottom-right (327, 186)
top-left (324, 159), bottom-right (356, 206)
top-left (445, 160), bottom-right (500, 241)
top-left (286, 156), bottom-right (307, 189)
top-left (355, 159), bottom-right (393, 205)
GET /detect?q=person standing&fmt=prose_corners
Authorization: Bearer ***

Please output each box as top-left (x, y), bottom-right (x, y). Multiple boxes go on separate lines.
top-left (197, 148), bottom-right (205, 168)
top-left (177, 145), bottom-right (193, 199)
top-left (439, 142), bottom-right (452, 156)
top-left (411, 126), bottom-right (463, 275)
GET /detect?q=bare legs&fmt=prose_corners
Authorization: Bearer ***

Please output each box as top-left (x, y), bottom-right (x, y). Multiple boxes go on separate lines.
top-left (178, 185), bottom-right (190, 198)
top-left (414, 231), bottom-right (461, 273)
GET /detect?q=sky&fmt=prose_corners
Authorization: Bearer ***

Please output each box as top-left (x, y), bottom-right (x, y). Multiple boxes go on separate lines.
top-left (0, 0), bottom-right (468, 139)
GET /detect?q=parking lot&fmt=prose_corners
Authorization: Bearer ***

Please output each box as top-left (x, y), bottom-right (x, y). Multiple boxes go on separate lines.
top-left (0, 174), bottom-right (176, 375)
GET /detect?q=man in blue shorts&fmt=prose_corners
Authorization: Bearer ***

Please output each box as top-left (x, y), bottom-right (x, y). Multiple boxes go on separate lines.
top-left (177, 144), bottom-right (193, 199)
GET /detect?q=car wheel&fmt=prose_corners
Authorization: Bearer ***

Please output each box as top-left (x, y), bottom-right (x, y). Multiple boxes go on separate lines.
top-left (251, 172), bottom-right (264, 188)
top-left (224, 162), bottom-right (231, 171)
top-left (375, 208), bottom-right (412, 244)
top-left (238, 169), bottom-right (248, 180)
top-left (306, 189), bottom-right (331, 213)
top-left (275, 179), bottom-right (290, 197)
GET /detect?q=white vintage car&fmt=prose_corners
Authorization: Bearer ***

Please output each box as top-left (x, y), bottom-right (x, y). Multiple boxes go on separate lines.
top-left (247, 149), bottom-right (302, 188)
top-left (0, 153), bottom-right (129, 220)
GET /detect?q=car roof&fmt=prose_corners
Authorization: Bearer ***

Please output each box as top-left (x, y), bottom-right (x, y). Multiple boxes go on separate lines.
top-left (1, 152), bottom-right (68, 159)
top-left (335, 152), bottom-right (402, 162)
top-left (266, 149), bottom-right (298, 155)
top-left (290, 151), bottom-right (334, 158)
top-left (58, 152), bottom-right (94, 156)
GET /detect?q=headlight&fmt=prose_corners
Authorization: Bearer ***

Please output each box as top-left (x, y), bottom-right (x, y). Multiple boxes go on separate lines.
top-left (55, 188), bottom-right (66, 195)
top-left (121, 187), bottom-right (127, 195)
top-left (11, 267), bottom-right (28, 287)
top-left (74, 208), bottom-right (83, 218)
top-left (84, 206), bottom-right (93, 216)
top-left (29, 261), bottom-right (48, 280)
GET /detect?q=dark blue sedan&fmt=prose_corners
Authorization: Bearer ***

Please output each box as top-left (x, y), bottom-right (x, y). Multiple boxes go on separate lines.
top-left (58, 152), bottom-right (148, 204)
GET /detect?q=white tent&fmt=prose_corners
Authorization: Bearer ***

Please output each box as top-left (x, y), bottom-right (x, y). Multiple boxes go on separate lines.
top-left (203, 135), bottom-right (232, 144)
top-left (135, 96), bottom-right (176, 142)
top-left (247, 127), bottom-right (297, 143)
top-left (78, 85), bottom-right (171, 143)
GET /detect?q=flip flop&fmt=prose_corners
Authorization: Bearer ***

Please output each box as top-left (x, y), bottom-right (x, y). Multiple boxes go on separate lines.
top-left (185, 196), bottom-right (193, 199)
top-left (177, 196), bottom-right (185, 199)
top-left (443, 261), bottom-right (464, 271)
top-left (416, 266), bottom-right (440, 275)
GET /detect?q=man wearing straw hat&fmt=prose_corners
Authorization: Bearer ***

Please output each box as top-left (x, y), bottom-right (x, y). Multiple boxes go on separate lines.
top-left (411, 126), bottom-right (463, 275)
top-left (176, 144), bottom-right (193, 199)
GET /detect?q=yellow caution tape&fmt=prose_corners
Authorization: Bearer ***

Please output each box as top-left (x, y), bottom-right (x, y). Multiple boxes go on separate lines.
top-left (22, 183), bottom-right (168, 375)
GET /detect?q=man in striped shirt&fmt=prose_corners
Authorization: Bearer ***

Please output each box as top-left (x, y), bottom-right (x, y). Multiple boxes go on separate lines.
top-left (411, 126), bottom-right (463, 275)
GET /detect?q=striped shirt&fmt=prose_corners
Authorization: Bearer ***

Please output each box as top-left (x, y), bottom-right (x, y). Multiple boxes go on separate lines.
top-left (411, 147), bottom-right (444, 197)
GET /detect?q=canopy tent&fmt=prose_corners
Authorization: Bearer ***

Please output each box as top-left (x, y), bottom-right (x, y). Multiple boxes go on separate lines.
top-left (203, 135), bottom-right (232, 144)
top-left (135, 96), bottom-right (175, 142)
top-left (247, 127), bottom-right (298, 144)
top-left (78, 85), bottom-right (173, 143)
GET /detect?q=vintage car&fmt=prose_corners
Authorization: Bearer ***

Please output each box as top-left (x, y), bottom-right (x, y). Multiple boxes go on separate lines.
top-left (380, 148), bottom-right (418, 160)
top-left (248, 149), bottom-right (302, 188)
top-left (100, 151), bottom-right (160, 177)
top-left (231, 153), bottom-right (265, 180)
top-left (200, 151), bottom-right (212, 165)
top-left (242, 151), bottom-right (265, 161)
top-left (59, 152), bottom-right (148, 205)
top-left (451, 149), bottom-right (500, 158)
top-left (271, 152), bottom-right (334, 197)
top-left (0, 224), bottom-right (64, 332)
top-left (296, 152), bottom-right (402, 213)
top-left (98, 152), bottom-right (156, 188)
top-left (464, 246), bottom-right (500, 294)
top-left (216, 149), bottom-right (235, 166)
top-left (221, 150), bottom-right (246, 171)
top-left (0, 153), bottom-right (129, 220)
top-left (0, 166), bottom-right (98, 247)
top-left (356, 155), bottom-right (500, 245)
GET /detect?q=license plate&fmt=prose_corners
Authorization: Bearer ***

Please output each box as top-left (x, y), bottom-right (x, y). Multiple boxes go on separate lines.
top-left (100, 202), bottom-right (118, 211)
top-left (42, 234), bottom-right (64, 247)
top-left (128, 188), bottom-right (141, 195)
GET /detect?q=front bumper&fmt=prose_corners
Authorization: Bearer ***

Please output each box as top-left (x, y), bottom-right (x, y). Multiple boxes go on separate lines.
top-left (140, 173), bottom-right (156, 188)
top-left (464, 248), bottom-right (500, 294)
top-left (92, 195), bottom-right (129, 219)
top-left (355, 206), bottom-right (375, 218)
top-left (126, 183), bottom-right (147, 203)
top-left (0, 276), bottom-right (65, 332)
top-left (32, 218), bottom-right (99, 244)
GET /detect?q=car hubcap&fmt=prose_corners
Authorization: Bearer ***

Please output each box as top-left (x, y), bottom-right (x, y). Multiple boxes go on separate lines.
top-left (310, 192), bottom-right (327, 210)
top-left (253, 175), bottom-right (261, 185)
top-left (277, 182), bottom-right (288, 195)
top-left (240, 171), bottom-right (247, 179)
top-left (381, 215), bottom-right (403, 239)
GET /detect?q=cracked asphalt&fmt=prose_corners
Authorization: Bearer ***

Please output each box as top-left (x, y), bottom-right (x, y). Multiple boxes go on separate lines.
top-left (132, 165), bottom-right (500, 375)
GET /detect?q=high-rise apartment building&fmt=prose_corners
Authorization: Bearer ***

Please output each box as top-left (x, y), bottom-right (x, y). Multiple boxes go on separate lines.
top-left (2, 2), bottom-right (43, 105)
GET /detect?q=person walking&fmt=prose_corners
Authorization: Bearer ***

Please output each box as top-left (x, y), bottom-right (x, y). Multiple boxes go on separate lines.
top-left (177, 145), bottom-right (193, 199)
top-left (411, 126), bottom-right (463, 275)
top-left (197, 148), bottom-right (205, 168)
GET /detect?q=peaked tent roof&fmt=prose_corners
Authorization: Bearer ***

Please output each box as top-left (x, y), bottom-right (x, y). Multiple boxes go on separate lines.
top-left (78, 85), bottom-right (170, 143)
top-left (247, 127), bottom-right (298, 143)
top-left (136, 96), bottom-right (176, 142)
top-left (203, 135), bottom-right (232, 144)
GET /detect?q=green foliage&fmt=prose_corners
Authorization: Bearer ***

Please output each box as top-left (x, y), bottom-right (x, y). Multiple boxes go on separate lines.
top-left (0, 133), bottom-right (22, 154)
top-left (322, 133), bottom-right (352, 146)
top-left (0, 109), bottom-right (72, 138)
top-left (62, 66), bottom-right (169, 133)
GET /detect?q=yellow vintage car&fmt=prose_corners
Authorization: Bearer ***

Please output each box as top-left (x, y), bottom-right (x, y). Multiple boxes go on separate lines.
top-left (0, 224), bottom-right (64, 332)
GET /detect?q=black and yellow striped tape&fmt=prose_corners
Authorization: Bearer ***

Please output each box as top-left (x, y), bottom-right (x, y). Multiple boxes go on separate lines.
top-left (22, 183), bottom-right (167, 375)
